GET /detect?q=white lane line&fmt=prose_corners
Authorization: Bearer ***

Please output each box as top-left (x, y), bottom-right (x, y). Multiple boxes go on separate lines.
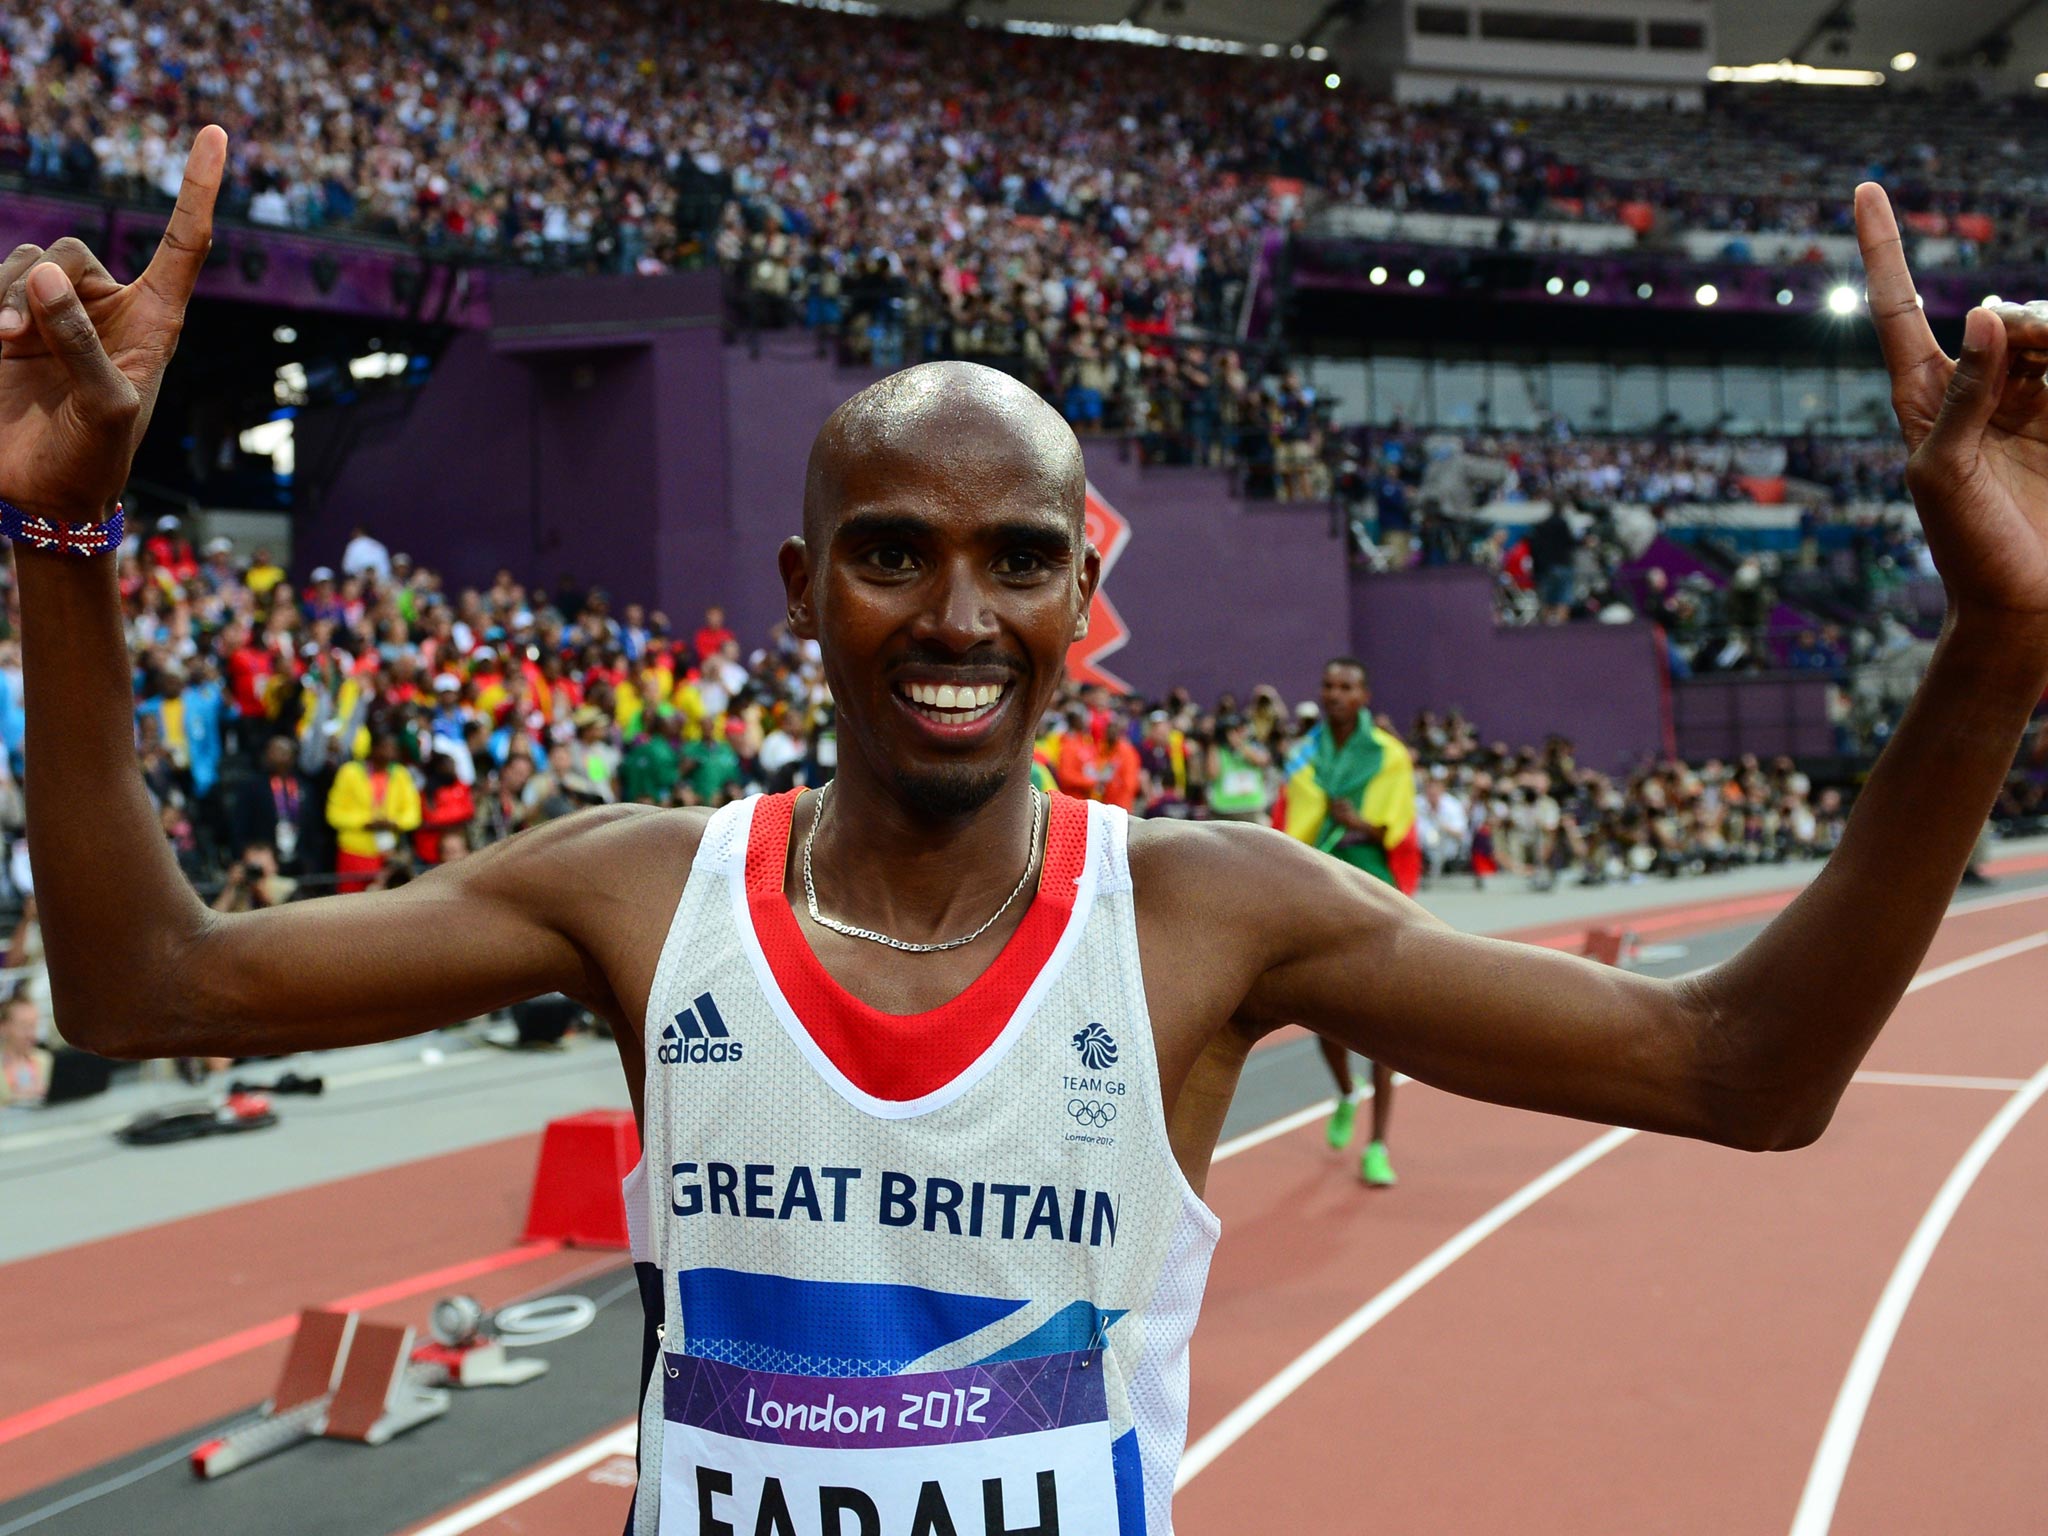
top-left (1788, 1056), bottom-right (2048, 1536)
top-left (1902, 932), bottom-right (2048, 993)
top-left (405, 1422), bottom-right (637, 1536)
top-left (1177, 1124), bottom-right (1638, 1488)
top-left (1183, 929), bottom-right (2048, 1492)
top-left (1211, 1098), bottom-right (1338, 1163)
top-left (1851, 1071), bottom-right (2030, 1092)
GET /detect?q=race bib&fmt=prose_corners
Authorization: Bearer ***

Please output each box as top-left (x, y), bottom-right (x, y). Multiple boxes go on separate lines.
top-left (275, 820), bottom-right (297, 861)
top-left (661, 1350), bottom-right (1120, 1536)
top-left (372, 830), bottom-right (398, 854)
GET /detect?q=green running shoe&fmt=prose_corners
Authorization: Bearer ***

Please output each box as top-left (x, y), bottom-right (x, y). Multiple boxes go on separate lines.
top-left (1361, 1140), bottom-right (1397, 1187)
top-left (1325, 1096), bottom-right (1357, 1150)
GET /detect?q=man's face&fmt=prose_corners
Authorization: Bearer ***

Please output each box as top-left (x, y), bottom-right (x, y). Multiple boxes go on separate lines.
top-left (1, 1003), bottom-right (36, 1050)
top-left (1319, 665), bottom-right (1368, 731)
top-left (264, 739), bottom-right (294, 774)
top-left (783, 433), bottom-right (1097, 821)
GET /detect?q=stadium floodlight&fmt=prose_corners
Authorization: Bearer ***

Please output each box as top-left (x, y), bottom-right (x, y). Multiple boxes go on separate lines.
top-left (1407, 268), bottom-right (1426, 287)
top-left (273, 325), bottom-right (297, 345)
top-left (1776, 288), bottom-right (1796, 305)
top-left (1695, 283), bottom-right (1720, 307)
top-left (1572, 279), bottom-right (1591, 297)
top-left (1827, 284), bottom-right (1860, 315)
top-left (1308, 46), bottom-right (1329, 61)
top-left (1891, 52), bottom-right (1917, 71)
top-left (1545, 276), bottom-right (1564, 295)
top-left (1637, 283), bottom-right (1655, 299)
top-left (2036, 73), bottom-right (2048, 88)
top-left (1325, 72), bottom-right (1341, 89)
top-left (1369, 266), bottom-right (1388, 285)
top-left (1708, 61), bottom-right (1884, 86)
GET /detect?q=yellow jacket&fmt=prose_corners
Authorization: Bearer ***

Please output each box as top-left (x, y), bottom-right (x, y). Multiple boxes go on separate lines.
top-left (326, 760), bottom-right (424, 858)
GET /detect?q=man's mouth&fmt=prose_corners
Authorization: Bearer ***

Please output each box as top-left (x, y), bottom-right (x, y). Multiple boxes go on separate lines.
top-left (896, 679), bottom-right (1011, 726)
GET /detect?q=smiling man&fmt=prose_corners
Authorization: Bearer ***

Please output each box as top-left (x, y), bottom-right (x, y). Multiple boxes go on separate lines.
top-left (11, 129), bottom-right (2048, 1536)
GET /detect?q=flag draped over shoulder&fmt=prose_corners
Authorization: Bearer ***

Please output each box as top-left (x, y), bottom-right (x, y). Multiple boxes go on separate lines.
top-left (1274, 721), bottom-right (1421, 895)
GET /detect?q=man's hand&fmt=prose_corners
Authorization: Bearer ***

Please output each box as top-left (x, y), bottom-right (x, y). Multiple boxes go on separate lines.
top-left (0, 126), bottom-right (226, 522)
top-left (1857, 182), bottom-right (2048, 632)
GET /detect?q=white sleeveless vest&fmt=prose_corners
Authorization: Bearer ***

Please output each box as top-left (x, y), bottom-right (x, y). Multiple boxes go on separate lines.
top-left (624, 789), bottom-right (1219, 1536)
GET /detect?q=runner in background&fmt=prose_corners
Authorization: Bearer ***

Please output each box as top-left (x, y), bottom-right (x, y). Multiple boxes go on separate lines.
top-left (1277, 658), bottom-right (1421, 1185)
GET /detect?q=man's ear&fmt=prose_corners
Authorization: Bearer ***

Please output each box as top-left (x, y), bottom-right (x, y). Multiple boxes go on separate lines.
top-left (778, 537), bottom-right (817, 639)
top-left (1074, 539), bottom-right (1101, 641)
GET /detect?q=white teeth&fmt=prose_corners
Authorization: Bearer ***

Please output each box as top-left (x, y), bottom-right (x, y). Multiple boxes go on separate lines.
top-left (902, 681), bottom-right (1007, 715)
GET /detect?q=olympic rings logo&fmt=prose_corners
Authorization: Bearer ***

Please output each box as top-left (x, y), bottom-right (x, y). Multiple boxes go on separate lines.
top-left (1066, 1098), bottom-right (1118, 1129)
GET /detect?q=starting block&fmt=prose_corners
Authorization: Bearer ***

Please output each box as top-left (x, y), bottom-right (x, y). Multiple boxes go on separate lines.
top-left (192, 1302), bottom-right (544, 1479)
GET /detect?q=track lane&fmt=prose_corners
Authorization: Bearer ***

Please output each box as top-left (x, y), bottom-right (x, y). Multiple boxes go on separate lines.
top-left (1172, 940), bottom-right (2048, 1535)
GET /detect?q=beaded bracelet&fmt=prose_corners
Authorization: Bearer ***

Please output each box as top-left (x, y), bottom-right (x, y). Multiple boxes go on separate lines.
top-left (0, 498), bottom-right (125, 556)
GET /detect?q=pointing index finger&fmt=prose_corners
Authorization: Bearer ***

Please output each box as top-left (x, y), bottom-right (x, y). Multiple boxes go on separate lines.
top-left (1854, 181), bottom-right (1945, 386)
top-left (139, 125), bottom-right (228, 311)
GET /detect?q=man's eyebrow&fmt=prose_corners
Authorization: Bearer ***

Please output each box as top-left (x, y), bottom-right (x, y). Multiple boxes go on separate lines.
top-left (832, 511), bottom-right (935, 547)
top-left (832, 511), bottom-right (1075, 555)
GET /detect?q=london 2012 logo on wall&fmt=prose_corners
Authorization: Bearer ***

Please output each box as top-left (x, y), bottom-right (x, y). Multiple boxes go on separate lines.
top-left (1068, 485), bottom-right (1131, 691)
top-left (1072, 1022), bottom-right (1118, 1072)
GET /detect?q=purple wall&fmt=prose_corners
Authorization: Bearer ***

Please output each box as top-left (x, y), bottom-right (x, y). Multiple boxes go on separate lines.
top-left (1672, 675), bottom-right (1835, 761)
top-left (1350, 565), bottom-right (1669, 771)
top-left (298, 276), bottom-right (729, 610)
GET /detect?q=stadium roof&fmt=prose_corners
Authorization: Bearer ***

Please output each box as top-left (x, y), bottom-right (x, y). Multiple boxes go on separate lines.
top-left (801, 0), bottom-right (2048, 77)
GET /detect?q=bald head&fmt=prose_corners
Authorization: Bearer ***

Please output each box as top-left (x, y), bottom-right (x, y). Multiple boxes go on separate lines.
top-left (802, 362), bottom-right (1086, 551)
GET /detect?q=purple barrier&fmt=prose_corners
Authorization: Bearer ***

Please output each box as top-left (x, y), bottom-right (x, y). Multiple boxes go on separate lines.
top-left (0, 188), bottom-right (492, 326)
top-left (1671, 674), bottom-right (1835, 761)
top-left (1349, 565), bottom-right (1669, 772)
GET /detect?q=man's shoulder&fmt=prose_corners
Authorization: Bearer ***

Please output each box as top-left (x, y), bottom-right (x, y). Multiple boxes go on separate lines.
top-left (1124, 814), bottom-right (1303, 901)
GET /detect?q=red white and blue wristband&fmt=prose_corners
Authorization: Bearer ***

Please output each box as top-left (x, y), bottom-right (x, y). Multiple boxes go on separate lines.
top-left (0, 498), bottom-right (124, 556)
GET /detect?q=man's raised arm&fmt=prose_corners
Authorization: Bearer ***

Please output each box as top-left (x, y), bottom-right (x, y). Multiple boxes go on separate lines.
top-left (1193, 184), bottom-right (2048, 1152)
top-left (0, 129), bottom-right (617, 1059)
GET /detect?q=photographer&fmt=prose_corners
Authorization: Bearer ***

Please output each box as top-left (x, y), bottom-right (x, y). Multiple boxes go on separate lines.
top-left (210, 844), bottom-right (298, 915)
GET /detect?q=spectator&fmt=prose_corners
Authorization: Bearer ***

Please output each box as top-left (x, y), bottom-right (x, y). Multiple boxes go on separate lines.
top-left (327, 731), bottom-right (423, 893)
top-left (0, 994), bottom-right (53, 1107)
top-left (210, 843), bottom-right (298, 913)
top-left (341, 524), bottom-right (393, 584)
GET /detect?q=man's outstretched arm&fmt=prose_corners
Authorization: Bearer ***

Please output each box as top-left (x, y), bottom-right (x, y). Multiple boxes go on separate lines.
top-left (0, 129), bottom-right (647, 1059)
top-left (1189, 186), bottom-right (2048, 1152)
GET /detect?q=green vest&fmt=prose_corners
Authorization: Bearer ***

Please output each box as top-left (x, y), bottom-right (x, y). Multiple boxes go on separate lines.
top-left (1208, 746), bottom-right (1266, 814)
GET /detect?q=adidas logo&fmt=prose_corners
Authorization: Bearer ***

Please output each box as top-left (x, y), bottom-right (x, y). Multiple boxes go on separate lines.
top-left (659, 992), bottom-right (743, 1065)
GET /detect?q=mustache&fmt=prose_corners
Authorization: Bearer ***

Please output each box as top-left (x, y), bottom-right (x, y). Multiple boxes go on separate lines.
top-left (887, 649), bottom-right (1027, 678)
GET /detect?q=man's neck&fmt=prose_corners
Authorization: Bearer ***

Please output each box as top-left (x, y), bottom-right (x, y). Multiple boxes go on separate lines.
top-left (798, 761), bottom-right (1043, 943)
top-left (1327, 716), bottom-right (1359, 747)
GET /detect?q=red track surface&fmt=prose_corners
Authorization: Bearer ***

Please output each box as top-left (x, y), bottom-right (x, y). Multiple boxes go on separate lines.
top-left (10, 876), bottom-right (2048, 1535)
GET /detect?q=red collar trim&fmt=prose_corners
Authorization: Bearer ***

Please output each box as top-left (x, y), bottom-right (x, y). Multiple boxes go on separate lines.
top-left (743, 789), bottom-right (1088, 1103)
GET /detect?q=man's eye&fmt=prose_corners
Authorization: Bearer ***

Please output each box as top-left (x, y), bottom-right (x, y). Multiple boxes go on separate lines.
top-left (869, 545), bottom-right (915, 572)
top-left (996, 550), bottom-right (1048, 576)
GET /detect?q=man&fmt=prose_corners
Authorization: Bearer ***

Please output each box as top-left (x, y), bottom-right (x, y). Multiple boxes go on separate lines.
top-left (7, 136), bottom-right (2048, 1533)
top-left (1277, 659), bottom-right (1420, 1186)
top-left (694, 604), bottom-right (736, 665)
top-left (341, 522), bottom-right (392, 584)
top-left (229, 735), bottom-right (310, 868)
top-left (325, 730), bottom-right (422, 892)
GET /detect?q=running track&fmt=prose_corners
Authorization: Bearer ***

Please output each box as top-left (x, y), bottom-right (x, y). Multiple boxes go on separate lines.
top-left (7, 870), bottom-right (2048, 1535)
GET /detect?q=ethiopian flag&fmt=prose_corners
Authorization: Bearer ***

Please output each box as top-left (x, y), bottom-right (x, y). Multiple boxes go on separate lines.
top-left (1275, 720), bottom-right (1422, 895)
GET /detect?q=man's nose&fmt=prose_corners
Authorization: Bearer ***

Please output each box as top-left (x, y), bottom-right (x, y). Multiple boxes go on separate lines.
top-left (911, 559), bottom-right (999, 652)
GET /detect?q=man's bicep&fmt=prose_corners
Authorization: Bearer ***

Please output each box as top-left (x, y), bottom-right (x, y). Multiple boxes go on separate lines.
top-left (1235, 836), bottom-right (1723, 1139)
top-left (165, 811), bottom-right (633, 1059)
